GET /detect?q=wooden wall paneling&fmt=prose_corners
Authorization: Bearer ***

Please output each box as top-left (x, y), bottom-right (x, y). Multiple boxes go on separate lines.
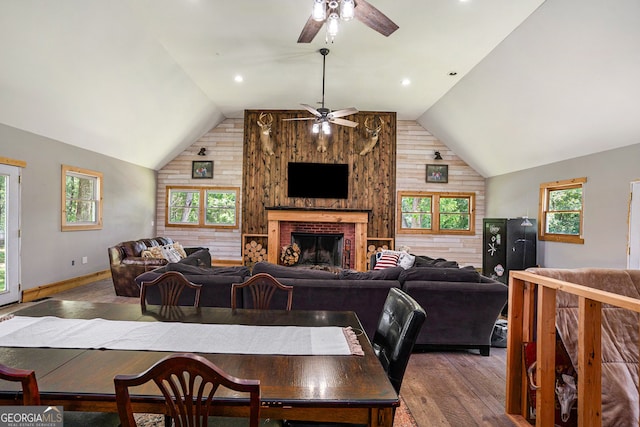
top-left (242, 110), bottom-right (397, 249)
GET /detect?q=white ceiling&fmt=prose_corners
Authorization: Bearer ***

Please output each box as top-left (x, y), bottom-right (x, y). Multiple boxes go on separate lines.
top-left (1, 0), bottom-right (638, 177)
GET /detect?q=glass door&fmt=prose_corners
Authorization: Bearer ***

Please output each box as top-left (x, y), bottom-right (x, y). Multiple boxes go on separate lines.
top-left (0, 164), bottom-right (20, 305)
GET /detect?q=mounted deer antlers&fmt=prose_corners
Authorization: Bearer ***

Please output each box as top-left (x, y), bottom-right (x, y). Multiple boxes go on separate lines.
top-left (359, 116), bottom-right (382, 155)
top-left (257, 112), bottom-right (275, 156)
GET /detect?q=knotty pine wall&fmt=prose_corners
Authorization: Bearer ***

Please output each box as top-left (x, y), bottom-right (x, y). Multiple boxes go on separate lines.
top-left (241, 109), bottom-right (396, 241)
top-left (156, 116), bottom-right (485, 267)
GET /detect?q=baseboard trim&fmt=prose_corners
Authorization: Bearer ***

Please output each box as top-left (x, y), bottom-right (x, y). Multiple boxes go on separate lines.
top-left (22, 270), bottom-right (112, 302)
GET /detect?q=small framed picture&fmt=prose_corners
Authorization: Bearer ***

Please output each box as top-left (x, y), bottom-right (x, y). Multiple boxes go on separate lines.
top-left (426, 164), bottom-right (448, 183)
top-left (192, 161), bottom-right (213, 179)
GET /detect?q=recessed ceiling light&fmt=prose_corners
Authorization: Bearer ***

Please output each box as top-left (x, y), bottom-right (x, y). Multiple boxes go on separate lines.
top-left (401, 78), bottom-right (411, 86)
top-left (234, 75), bottom-right (244, 83)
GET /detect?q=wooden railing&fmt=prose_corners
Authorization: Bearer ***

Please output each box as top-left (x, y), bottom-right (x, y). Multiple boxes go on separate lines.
top-left (505, 270), bottom-right (640, 427)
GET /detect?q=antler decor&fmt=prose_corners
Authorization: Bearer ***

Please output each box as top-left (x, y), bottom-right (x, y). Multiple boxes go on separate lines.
top-left (359, 116), bottom-right (382, 155)
top-left (257, 112), bottom-right (275, 156)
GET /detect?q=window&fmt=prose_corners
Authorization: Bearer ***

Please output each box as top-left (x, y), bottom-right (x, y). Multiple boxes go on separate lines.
top-left (538, 177), bottom-right (586, 244)
top-left (397, 191), bottom-right (475, 234)
top-left (61, 165), bottom-right (102, 231)
top-left (166, 186), bottom-right (239, 228)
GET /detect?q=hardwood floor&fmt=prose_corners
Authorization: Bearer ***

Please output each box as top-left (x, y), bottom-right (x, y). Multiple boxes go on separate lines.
top-left (0, 279), bottom-right (513, 426)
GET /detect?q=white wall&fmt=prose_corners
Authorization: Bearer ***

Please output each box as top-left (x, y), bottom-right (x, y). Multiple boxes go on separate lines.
top-left (0, 123), bottom-right (156, 290)
top-left (486, 143), bottom-right (640, 268)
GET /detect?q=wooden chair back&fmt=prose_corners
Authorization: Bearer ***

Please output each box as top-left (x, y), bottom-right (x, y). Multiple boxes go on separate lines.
top-left (114, 353), bottom-right (260, 427)
top-left (231, 273), bottom-right (293, 310)
top-left (0, 363), bottom-right (40, 405)
top-left (140, 271), bottom-right (202, 311)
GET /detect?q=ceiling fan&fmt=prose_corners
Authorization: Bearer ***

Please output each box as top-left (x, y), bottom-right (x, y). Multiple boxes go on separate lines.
top-left (298, 0), bottom-right (399, 43)
top-left (283, 48), bottom-right (358, 134)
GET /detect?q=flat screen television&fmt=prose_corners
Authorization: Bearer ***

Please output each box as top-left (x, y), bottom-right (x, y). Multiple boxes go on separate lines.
top-left (287, 162), bottom-right (349, 199)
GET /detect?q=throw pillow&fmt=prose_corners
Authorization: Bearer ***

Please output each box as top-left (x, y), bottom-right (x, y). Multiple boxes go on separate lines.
top-left (397, 252), bottom-right (416, 269)
top-left (141, 250), bottom-right (154, 258)
top-left (161, 245), bottom-right (182, 263)
top-left (173, 242), bottom-right (188, 259)
top-left (373, 252), bottom-right (400, 270)
top-left (145, 246), bottom-right (165, 259)
top-left (375, 250), bottom-right (415, 269)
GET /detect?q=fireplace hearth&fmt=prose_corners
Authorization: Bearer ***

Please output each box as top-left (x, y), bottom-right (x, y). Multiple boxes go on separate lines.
top-left (292, 233), bottom-right (343, 267)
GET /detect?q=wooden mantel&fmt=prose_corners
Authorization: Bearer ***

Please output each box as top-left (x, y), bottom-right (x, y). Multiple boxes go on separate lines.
top-left (267, 209), bottom-right (369, 271)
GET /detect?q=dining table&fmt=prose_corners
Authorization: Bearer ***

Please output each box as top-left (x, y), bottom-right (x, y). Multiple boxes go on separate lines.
top-left (0, 299), bottom-right (398, 427)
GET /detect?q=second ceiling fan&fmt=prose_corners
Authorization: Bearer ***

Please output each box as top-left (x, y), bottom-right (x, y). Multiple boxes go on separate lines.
top-left (298, 0), bottom-right (399, 43)
top-left (283, 48), bottom-right (358, 134)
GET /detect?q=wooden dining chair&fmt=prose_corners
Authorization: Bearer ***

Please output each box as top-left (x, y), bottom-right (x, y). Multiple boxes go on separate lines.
top-left (0, 363), bottom-right (121, 427)
top-left (140, 271), bottom-right (202, 311)
top-left (0, 363), bottom-right (40, 405)
top-left (114, 353), bottom-right (261, 427)
top-left (231, 273), bottom-right (293, 310)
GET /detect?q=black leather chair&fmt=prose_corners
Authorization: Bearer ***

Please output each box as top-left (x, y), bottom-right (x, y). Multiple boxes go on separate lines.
top-left (284, 287), bottom-right (426, 426)
top-left (373, 287), bottom-right (427, 393)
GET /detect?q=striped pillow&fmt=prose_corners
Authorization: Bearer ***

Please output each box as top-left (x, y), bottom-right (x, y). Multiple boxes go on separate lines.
top-left (374, 252), bottom-right (400, 270)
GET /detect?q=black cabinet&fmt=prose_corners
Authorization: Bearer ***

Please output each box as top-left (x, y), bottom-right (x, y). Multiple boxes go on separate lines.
top-left (483, 218), bottom-right (537, 285)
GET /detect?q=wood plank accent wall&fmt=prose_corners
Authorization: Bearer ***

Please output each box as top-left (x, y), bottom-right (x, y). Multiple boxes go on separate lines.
top-left (241, 110), bottom-right (397, 241)
top-left (155, 116), bottom-right (485, 267)
top-left (395, 121), bottom-right (485, 267)
top-left (156, 119), bottom-right (244, 260)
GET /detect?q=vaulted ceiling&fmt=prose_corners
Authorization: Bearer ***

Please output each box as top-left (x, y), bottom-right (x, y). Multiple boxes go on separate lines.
top-left (1, 0), bottom-right (638, 177)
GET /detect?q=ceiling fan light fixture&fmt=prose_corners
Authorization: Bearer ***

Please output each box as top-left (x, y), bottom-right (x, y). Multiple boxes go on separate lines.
top-left (312, 0), bottom-right (326, 21)
top-left (340, 0), bottom-right (355, 21)
top-left (322, 121), bottom-right (331, 135)
top-left (327, 13), bottom-right (339, 37)
top-left (312, 123), bottom-right (320, 134)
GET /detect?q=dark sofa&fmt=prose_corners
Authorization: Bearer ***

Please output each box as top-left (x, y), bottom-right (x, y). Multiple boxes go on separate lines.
top-left (251, 262), bottom-right (402, 338)
top-left (135, 261), bottom-right (251, 308)
top-left (253, 260), bottom-right (508, 356)
top-left (399, 267), bottom-right (508, 356)
top-left (131, 256), bottom-right (508, 356)
top-left (108, 237), bottom-right (209, 297)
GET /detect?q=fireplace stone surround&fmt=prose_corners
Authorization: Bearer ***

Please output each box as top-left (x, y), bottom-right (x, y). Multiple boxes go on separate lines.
top-left (266, 208), bottom-right (369, 271)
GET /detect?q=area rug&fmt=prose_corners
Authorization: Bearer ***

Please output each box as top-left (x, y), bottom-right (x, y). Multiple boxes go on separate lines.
top-left (133, 395), bottom-right (417, 427)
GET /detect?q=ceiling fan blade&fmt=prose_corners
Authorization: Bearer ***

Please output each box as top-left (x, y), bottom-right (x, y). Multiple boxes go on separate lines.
top-left (328, 108), bottom-right (358, 119)
top-left (301, 103), bottom-right (322, 117)
top-left (330, 118), bottom-right (359, 128)
top-left (354, 0), bottom-right (399, 37)
top-left (282, 117), bottom-right (316, 121)
top-left (298, 15), bottom-right (324, 43)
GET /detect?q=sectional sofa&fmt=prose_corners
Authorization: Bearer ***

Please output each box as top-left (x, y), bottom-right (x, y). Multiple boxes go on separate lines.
top-left (134, 256), bottom-right (507, 356)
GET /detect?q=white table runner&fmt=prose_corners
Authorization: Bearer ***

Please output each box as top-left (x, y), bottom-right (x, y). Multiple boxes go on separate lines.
top-left (0, 316), bottom-right (363, 356)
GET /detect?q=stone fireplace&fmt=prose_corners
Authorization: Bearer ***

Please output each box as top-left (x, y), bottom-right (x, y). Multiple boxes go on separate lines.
top-left (267, 208), bottom-right (369, 271)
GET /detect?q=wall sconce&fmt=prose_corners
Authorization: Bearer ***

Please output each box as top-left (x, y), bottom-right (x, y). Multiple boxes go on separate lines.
top-left (197, 148), bottom-right (206, 156)
top-left (434, 151), bottom-right (443, 160)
